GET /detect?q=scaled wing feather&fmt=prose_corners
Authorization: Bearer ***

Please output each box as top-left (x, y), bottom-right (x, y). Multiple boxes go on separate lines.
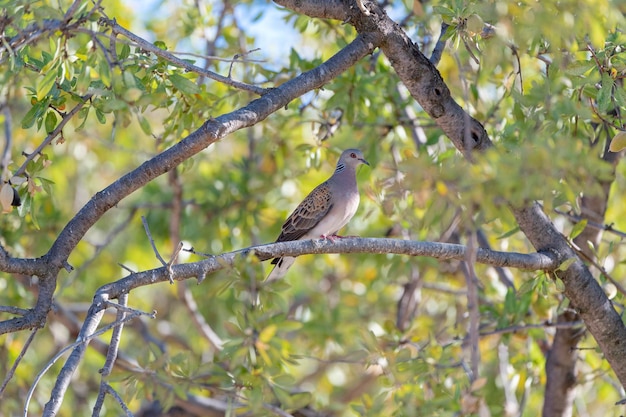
top-left (275, 182), bottom-right (333, 242)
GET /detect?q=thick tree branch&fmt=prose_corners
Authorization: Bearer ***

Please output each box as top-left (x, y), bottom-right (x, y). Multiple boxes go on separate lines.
top-left (93, 238), bottom-right (557, 299)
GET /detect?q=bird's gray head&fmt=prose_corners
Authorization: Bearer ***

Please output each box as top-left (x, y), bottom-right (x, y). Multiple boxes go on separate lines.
top-left (336, 148), bottom-right (370, 171)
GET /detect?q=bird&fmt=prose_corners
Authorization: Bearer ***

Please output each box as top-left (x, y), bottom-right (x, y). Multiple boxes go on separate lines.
top-left (266, 148), bottom-right (370, 281)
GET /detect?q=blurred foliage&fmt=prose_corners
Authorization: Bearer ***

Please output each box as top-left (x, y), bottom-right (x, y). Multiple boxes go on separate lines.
top-left (1, 0), bottom-right (626, 416)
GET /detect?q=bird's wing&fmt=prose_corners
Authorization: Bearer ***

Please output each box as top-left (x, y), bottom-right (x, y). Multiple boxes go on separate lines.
top-left (276, 181), bottom-right (333, 242)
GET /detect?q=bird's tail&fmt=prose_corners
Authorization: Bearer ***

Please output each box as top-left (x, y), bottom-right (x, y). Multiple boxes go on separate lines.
top-left (266, 256), bottom-right (296, 281)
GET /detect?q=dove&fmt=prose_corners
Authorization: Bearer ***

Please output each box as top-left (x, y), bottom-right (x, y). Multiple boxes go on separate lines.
top-left (267, 149), bottom-right (369, 281)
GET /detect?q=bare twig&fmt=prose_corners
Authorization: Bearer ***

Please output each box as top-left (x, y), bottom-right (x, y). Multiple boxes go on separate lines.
top-left (1, 104), bottom-right (12, 178)
top-left (0, 328), bottom-right (39, 398)
top-left (179, 283), bottom-right (224, 351)
top-left (555, 208), bottom-right (626, 239)
top-left (429, 23), bottom-right (449, 66)
top-left (59, 208), bottom-right (138, 295)
top-left (228, 48), bottom-right (261, 78)
top-left (172, 49), bottom-right (265, 63)
top-left (142, 216), bottom-right (167, 266)
top-left (479, 320), bottom-right (583, 337)
top-left (92, 293), bottom-right (128, 417)
top-left (103, 384), bottom-right (133, 417)
top-left (463, 230), bottom-right (480, 382)
top-left (0, 305), bottom-right (30, 316)
top-left (571, 243), bottom-right (626, 298)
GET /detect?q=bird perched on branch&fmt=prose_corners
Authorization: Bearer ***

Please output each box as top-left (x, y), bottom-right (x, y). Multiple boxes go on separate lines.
top-left (267, 148), bottom-right (370, 281)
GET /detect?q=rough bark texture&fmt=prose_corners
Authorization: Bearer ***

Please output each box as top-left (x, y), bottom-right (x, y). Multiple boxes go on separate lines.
top-left (541, 309), bottom-right (585, 417)
top-left (543, 143), bottom-right (623, 416)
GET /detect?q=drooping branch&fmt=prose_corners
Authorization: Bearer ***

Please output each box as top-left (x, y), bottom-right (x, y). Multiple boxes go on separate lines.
top-left (99, 18), bottom-right (268, 96)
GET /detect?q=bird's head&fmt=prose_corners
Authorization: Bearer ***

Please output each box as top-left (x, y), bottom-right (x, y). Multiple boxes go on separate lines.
top-left (340, 148), bottom-right (370, 168)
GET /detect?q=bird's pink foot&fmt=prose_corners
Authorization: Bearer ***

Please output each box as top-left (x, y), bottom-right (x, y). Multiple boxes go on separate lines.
top-left (320, 234), bottom-right (358, 242)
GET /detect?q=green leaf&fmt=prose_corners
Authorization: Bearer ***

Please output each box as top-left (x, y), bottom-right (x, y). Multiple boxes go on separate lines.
top-left (18, 191), bottom-right (32, 218)
top-left (169, 73), bottom-right (200, 95)
top-left (564, 60), bottom-right (595, 76)
top-left (497, 226), bottom-right (520, 239)
top-left (258, 324), bottom-right (277, 343)
top-left (569, 219), bottom-right (587, 239)
top-left (433, 5), bottom-right (456, 19)
top-left (557, 257), bottom-right (577, 272)
top-left (44, 111), bottom-right (57, 133)
top-left (614, 85), bottom-right (626, 108)
top-left (119, 43), bottom-right (131, 60)
top-left (37, 69), bottom-right (57, 101)
top-left (597, 72), bottom-right (614, 112)
top-left (99, 59), bottom-right (111, 87)
top-left (504, 288), bottom-right (516, 314)
top-left (96, 109), bottom-right (106, 124)
top-left (21, 102), bottom-right (47, 129)
top-left (138, 115), bottom-right (152, 135)
top-left (154, 40), bottom-right (168, 50)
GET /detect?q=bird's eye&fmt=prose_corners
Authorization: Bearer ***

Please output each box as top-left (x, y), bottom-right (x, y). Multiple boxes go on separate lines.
top-left (350, 152), bottom-right (357, 158)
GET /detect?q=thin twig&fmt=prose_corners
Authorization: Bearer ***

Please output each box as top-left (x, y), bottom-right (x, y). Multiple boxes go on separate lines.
top-left (103, 383), bottom-right (133, 417)
top-left (63, 0), bottom-right (84, 21)
top-left (0, 305), bottom-right (30, 315)
top-left (92, 294), bottom-right (129, 417)
top-left (172, 49), bottom-right (265, 64)
top-left (463, 230), bottom-right (480, 382)
top-left (228, 48), bottom-right (261, 78)
top-left (429, 22), bottom-right (449, 65)
top-left (480, 320), bottom-right (584, 337)
top-left (555, 208), bottom-right (626, 239)
top-left (1, 104), bottom-right (12, 178)
top-left (141, 216), bottom-right (167, 266)
top-left (13, 93), bottom-right (94, 178)
top-left (60, 208), bottom-right (138, 294)
top-left (101, 18), bottom-right (267, 96)
top-left (573, 245), bottom-right (626, 297)
top-left (105, 300), bottom-right (154, 318)
top-left (0, 328), bottom-right (39, 398)
top-left (179, 283), bottom-right (224, 351)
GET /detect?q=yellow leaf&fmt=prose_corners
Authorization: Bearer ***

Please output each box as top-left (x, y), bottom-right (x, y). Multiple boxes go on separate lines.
top-left (470, 377), bottom-right (488, 392)
top-left (436, 181), bottom-right (448, 196)
top-left (258, 324), bottom-right (277, 343)
top-left (609, 131), bottom-right (626, 152)
top-left (0, 184), bottom-right (14, 213)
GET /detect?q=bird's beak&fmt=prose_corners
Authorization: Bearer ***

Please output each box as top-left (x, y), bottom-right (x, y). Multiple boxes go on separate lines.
top-left (360, 158), bottom-right (370, 166)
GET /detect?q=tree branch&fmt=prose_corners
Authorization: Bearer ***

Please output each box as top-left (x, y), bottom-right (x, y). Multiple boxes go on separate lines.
top-left (94, 238), bottom-right (557, 299)
top-left (100, 18), bottom-right (268, 96)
